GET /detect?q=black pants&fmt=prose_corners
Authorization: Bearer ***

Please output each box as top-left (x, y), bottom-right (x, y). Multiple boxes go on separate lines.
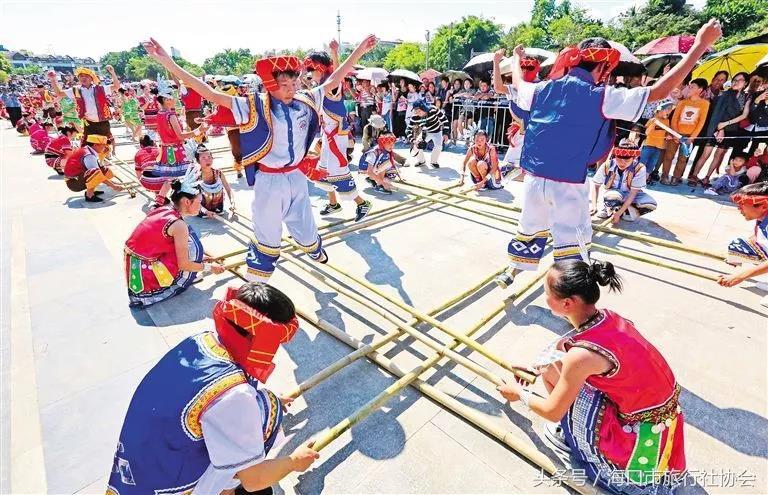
top-left (358, 105), bottom-right (374, 131)
top-left (235, 485), bottom-right (273, 495)
top-left (7, 106), bottom-right (22, 127)
top-left (82, 120), bottom-right (113, 145)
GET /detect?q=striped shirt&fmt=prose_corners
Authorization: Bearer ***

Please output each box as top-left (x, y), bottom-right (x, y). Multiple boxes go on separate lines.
top-left (406, 106), bottom-right (448, 140)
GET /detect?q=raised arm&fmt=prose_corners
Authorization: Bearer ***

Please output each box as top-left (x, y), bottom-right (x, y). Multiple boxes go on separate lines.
top-left (47, 71), bottom-right (66, 98)
top-left (648, 19), bottom-right (722, 102)
top-left (105, 65), bottom-right (120, 93)
top-left (322, 35), bottom-right (377, 90)
top-left (143, 38), bottom-right (232, 109)
top-left (328, 39), bottom-right (340, 69)
top-left (492, 48), bottom-right (508, 94)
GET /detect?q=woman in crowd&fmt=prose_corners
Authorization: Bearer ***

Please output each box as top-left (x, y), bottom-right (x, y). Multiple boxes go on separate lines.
top-left (745, 73), bottom-right (767, 155)
top-left (394, 79), bottom-right (408, 139)
top-left (498, 259), bottom-right (686, 494)
top-left (119, 86), bottom-right (143, 142)
top-left (405, 81), bottom-right (420, 127)
top-left (688, 72), bottom-right (751, 187)
top-left (454, 79), bottom-right (476, 138)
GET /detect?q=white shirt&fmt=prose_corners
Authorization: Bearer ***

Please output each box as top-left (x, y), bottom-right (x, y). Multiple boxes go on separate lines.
top-left (192, 383), bottom-right (285, 494)
top-left (592, 161), bottom-right (648, 192)
top-left (509, 80), bottom-right (650, 122)
top-left (64, 84), bottom-right (112, 122)
top-left (231, 94), bottom-right (314, 169)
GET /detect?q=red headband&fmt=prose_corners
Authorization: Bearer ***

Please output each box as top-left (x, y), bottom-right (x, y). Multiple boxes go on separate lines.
top-left (612, 146), bottom-right (641, 158)
top-left (303, 57), bottom-right (332, 75)
top-left (731, 193), bottom-right (768, 209)
top-left (548, 46), bottom-right (620, 83)
top-left (213, 286), bottom-right (299, 382)
top-left (254, 56), bottom-right (301, 92)
top-left (520, 58), bottom-right (541, 83)
top-left (378, 135), bottom-right (396, 149)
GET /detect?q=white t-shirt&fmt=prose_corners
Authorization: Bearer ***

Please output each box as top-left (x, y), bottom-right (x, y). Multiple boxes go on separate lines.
top-left (509, 80), bottom-right (650, 123)
top-left (82, 152), bottom-right (100, 170)
top-left (231, 94), bottom-right (316, 169)
top-left (592, 161), bottom-right (647, 192)
top-left (64, 84), bottom-right (112, 122)
top-left (192, 383), bottom-right (285, 494)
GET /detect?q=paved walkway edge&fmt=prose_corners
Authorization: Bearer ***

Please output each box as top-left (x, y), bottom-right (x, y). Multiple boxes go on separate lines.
top-left (10, 217), bottom-right (48, 493)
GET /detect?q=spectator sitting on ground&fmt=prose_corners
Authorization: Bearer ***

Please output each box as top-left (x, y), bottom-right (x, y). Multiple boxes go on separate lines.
top-left (745, 146), bottom-right (768, 183)
top-left (704, 152), bottom-right (749, 195)
top-left (591, 139), bottom-right (657, 224)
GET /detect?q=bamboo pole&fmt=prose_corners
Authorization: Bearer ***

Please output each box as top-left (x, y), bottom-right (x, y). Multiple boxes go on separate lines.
top-left (592, 244), bottom-right (721, 281)
top-left (399, 180), bottom-right (725, 261)
top-left (285, 238), bottom-right (535, 378)
top-left (285, 266), bottom-right (506, 399)
top-left (278, 251), bottom-right (535, 384)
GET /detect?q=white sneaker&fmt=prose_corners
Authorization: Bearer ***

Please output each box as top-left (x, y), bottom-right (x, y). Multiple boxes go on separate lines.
top-left (494, 269), bottom-right (515, 289)
top-left (596, 207), bottom-right (611, 219)
top-left (703, 188), bottom-right (718, 196)
top-left (622, 205), bottom-right (639, 222)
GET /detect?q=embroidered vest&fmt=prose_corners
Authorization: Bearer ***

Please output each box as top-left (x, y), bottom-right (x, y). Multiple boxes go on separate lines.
top-left (107, 332), bottom-right (249, 494)
top-left (64, 145), bottom-right (96, 177)
top-left (73, 85), bottom-right (112, 121)
top-left (521, 68), bottom-right (615, 183)
top-left (603, 161), bottom-right (645, 190)
top-left (238, 92), bottom-right (320, 186)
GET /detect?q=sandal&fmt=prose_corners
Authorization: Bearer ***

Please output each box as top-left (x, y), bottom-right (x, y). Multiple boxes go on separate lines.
top-left (670, 177), bottom-right (682, 186)
top-left (660, 177), bottom-right (672, 186)
top-left (686, 177), bottom-right (700, 187)
top-left (701, 178), bottom-right (711, 188)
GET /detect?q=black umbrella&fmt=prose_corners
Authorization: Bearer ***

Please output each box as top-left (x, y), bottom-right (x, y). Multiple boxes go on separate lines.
top-left (642, 54), bottom-right (683, 78)
top-left (463, 53), bottom-right (495, 80)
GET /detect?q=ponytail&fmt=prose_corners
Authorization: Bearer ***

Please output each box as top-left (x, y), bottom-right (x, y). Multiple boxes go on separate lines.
top-left (169, 179), bottom-right (197, 205)
top-left (550, 259), bottom-right (623, 304)
top-left (139, 134), bottom-right (155, 148)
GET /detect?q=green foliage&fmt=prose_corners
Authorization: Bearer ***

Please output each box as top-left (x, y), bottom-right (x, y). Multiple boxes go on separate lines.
top-left (99, 45), bottom-right (145, 77)
top-left (202, 48), bottom-right (254, 76)
top-left (705, 0), bottom-right (768, 39)
top-left (173, 56), bottom-right (204, 76)
top-left (383, 42), bottom-right (426, 72)
top-left (0, 55), bottom-right (12, 73)
top-left (429, 16), bottom-right (504, 70)
top-left (0, 70), bottom-right (9, 84)
top-left (12, 64), bottom-right (43, 76)
top-left (125, 57), bottom-right (165, 80)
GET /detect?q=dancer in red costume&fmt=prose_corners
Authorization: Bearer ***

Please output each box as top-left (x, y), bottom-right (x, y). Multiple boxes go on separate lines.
top-left (44, 124), bottom-right (78, 175)
top-left (498, 259), bottom-right (685, 494)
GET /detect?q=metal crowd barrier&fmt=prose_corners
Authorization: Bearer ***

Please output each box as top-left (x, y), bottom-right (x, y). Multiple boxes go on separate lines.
top-left (448, 96), bottom-right (513, 149)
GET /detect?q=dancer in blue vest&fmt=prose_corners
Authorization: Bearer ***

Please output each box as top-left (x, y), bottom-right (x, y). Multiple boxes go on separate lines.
top-left (107, 283), bottom-right (319, 495)
top-left (143, 36), bottom-right (377, 283)
top-left (304, 40), bottom-right (373, 222)
top-left (491, 20), bottom-right (723, 289)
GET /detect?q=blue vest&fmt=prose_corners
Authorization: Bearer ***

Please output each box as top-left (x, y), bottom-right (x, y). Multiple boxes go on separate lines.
top-left (321, 87), bottom-right (350, 132)
top-left (239, 92), bottom-right (320, 186)
top-left (521, 68), bottom-right (615, 183)
top-left (107, 332), bottom-right (258, 495)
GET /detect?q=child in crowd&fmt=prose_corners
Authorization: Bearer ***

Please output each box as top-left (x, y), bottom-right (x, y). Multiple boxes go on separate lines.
top-left (719, 182), bottom-right (768, 307)
top-left (660, 78), bottom-right (710, 185)
top-left (640, 101), bottom-right (674, 184)
top-left (704, 152), bottom-right (749, 195)
top-left (359, 131), bottom-right (403, 194)
top-left (591, 139), bottom-right (657, 223)
top-left (745, 146), bottom-right (768, 184)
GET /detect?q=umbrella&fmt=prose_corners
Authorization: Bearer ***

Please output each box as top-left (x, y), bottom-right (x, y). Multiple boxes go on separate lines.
top-left (754, 53), bottom-right (768, 78)
top-left (499, 54), bottom-right (556, 76)
top-left (642, 54), bottom-right (683, 78)
top-left (692, 44), bottom-right (768, 81)
top-left (609, 41), bottom-right (645, 77)
top-left (388, 69), bottom-right (421, 85)
top-left (420, 68), bottom-right (442, 81)
top-left (444, 69), bottom-right (472, 81)
top-left (355, 67), bottom-right (389, 84)
top-left (739, 32), bottom-right (768, 45)
top-left (463, 52), bottom-right (495, 79)
top-left (635, 35), bottom-right (703, 55)
top-left (219, 75), bottom-right (242, 85)
top-left (521, 47), bottom-right (556, 61)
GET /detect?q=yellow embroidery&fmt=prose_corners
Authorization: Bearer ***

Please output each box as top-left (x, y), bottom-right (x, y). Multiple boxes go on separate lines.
top-left (181, 371), bottom-right (246, 440)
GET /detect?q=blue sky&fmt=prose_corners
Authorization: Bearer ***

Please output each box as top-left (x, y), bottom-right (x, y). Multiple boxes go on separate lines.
top-left (2, 0), bottom-right (707, 63)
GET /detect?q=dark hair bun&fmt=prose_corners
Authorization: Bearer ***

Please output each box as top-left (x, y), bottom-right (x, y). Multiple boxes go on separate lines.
top-left (170, 179), bottom-right (183, 192)
top-left (589, 261), bottom-right (622, 292)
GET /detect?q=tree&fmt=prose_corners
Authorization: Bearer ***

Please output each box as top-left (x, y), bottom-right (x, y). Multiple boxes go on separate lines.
top-left (173, 56), bottom-right (204, 76)
top-left (0, 55), bottom-right (12, 74)
top-left (100, 45), bottom-right (145, 78)
top-left (125, 57), bottom-right (165, 80)
top-left (0, 70), bottom-right (8, 84)
top-left (202, 49), bottom-right (254, 76)
top-left (429, 16), bottom-right (504, 70)
top-left (383, 42), bottom-right (426, 72)
top-left (12, 64), bottom-right (43, 76)
top-left (704, 0), bottom-right (768, 39)
top-left (502, 23), bottom-right (548, 50)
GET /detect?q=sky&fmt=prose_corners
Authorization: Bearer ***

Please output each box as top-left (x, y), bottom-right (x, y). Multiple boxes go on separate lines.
top-left (2, 0), bottom-right (707, 64)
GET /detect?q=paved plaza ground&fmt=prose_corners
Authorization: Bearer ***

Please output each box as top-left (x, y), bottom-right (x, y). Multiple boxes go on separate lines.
top-left (1, 123), bottom-right (766, 494)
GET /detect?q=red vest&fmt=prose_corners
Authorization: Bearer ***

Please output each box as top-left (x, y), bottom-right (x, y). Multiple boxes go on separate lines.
top-left (45, 135), bottom-right (73, 156)
top-left (134, 146), bottom-right (159, 172)
top-left (73, 85), bottom-right (112, 121)
top-left (157, 110), bottom-right (183, 146)
top-left (180, 87), bottom-right (203, 111)
top-left (566, 310), bottom-right (678, 419)
top-left (64, 146), bottom-right (96, 177)
top-left (124, 206), bottom-right (183, 277)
